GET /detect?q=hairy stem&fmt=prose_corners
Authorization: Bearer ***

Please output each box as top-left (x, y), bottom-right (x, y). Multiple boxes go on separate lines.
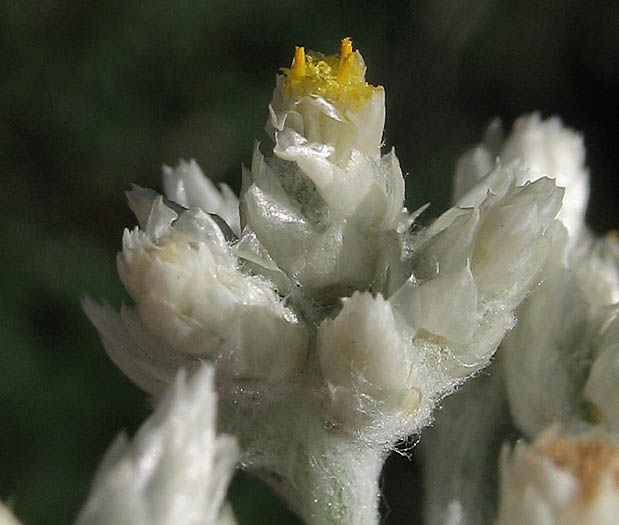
top-left (218, 383), bottom-right (387, 524)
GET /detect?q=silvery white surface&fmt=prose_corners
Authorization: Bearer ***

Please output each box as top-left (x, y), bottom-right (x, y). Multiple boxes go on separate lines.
top-left (162, 159), bottom-right (240, 236)
top-left (85, 191), bottom-right (308, 391)
top-left (503, 227), bottom-right (619, 439)
top-left (453, 113), bottom-right (589, 246)
top-left (76, 364), bottom-right (238, 525)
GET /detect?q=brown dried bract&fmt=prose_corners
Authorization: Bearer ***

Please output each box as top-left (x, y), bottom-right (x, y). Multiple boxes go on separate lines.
top-left (535, 430), bottom-right (619, 502)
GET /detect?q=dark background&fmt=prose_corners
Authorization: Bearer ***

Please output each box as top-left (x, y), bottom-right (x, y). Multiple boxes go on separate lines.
top-left (1, 1), bottom-right (617, 523)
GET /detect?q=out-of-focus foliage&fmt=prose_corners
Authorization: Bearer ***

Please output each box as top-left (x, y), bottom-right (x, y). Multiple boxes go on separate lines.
top-left (0, 1), bottom-right (616, 524)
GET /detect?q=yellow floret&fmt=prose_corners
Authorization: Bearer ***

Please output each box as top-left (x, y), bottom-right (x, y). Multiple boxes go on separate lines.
top-left (283, 37), bottom-right (381, 109)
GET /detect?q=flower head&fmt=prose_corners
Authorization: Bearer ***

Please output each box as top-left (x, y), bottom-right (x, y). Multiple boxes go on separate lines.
top-left (269, 37), bottom-right (385, 160)
top-left (497, 430), bottom-right (619, 525)
top-left (84, 187), bottom-right (308, 394)
top-left (241, 39), bottom-right (405, 300)
top-left (76, 364), bottom-right (238, 525)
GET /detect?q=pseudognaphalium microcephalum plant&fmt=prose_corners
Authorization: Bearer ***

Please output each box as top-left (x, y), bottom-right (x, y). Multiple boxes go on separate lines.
top-left (78, 38), bottom-right (619, 525)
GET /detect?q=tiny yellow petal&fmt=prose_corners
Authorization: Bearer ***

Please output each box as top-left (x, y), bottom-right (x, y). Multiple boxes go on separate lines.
top-left (282, 38), bottom-right (381, 110)
top-left (291, 46), bottom-right (306, 79)
top-left (337, 52), bottom-right (354, 85)
top-left (338, 37), bottom-right (353, 72)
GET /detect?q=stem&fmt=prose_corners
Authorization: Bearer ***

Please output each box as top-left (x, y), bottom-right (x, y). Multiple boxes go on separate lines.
top-left (296, 434), bottom-right (385, 525)
top-left (218, 383), bottom-right (387, 524)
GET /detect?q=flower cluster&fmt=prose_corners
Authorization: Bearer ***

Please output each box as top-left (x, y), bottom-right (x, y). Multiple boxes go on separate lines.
top-left (423, 115), bottom-right (619, 525)
top-left (78, 38), bottom-right (618, 525)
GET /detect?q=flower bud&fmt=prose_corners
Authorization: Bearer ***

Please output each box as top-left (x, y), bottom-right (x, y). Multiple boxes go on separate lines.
top-left (317, 292), bottom-right (422, 434)
top-left (77, 364), bottom-right (239, 525)
top-left (471, 176), bottom-right (563, 303)
top-left (240, 39), bottom-right (408, 298)
top-left (393, 166), bottom-right (562, 376)
top-left (87, 189), bottom-right (308, 391)
top-left (501, 114), bottom-right (589, 241)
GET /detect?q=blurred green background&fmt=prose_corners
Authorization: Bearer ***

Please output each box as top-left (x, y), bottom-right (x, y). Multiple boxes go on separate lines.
top-left (1, 1), bottom-right (617, 523)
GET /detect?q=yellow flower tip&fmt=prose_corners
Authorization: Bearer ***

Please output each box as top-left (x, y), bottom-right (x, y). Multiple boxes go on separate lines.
top-left (337, 51), bottom-right (355, 85)
top-left (291, 46), bottom-right (306, 79)
top-left (338, 37), bottom-right (353, 71)
top-left (282, 38), bottom-right (380, 108)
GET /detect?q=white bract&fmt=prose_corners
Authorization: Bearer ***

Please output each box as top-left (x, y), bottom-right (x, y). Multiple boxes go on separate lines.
top-left (318, 163), bottom-right (562, 437)
top-left (76, 364), bottom-right (238, 525)
top-left (503, 229), bottom-right (619, 439)
top-left (162, 158), bottom-right (241, 236)
top-left (497, 430), bottom-right (619, 525)
top-left (454, 113), bottom-right (589, 244)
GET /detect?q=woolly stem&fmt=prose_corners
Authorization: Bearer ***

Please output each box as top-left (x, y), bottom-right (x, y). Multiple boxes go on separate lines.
top-left (218, 383), bottom-right (387, 524)
top-left (283, 434), bottom-right (385, 525)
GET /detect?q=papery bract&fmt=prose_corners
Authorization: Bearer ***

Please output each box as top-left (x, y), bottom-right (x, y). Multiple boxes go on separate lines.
top-left (76, 364), bottom-right (238, 525)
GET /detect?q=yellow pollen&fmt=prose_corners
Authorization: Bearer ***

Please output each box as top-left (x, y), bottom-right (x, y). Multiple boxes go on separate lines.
top-left (157, 242), bottom-right (180, 263)
top-left (282, 37), bottom-right (380, 108)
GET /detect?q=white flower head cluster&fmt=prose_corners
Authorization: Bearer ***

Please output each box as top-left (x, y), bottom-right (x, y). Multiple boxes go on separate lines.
top-left (497, 430), bottom-right (619, 525)
top-left (85, 39), bottom-right (568, 524)
top-left (422, 112), bottom-right (619, 525)
top-left (319, 164), bottom-right (562, 437)
top-left (503, 230), bottom-right (619, 439)
top-left (76, 363), bottom-right (238, 525)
